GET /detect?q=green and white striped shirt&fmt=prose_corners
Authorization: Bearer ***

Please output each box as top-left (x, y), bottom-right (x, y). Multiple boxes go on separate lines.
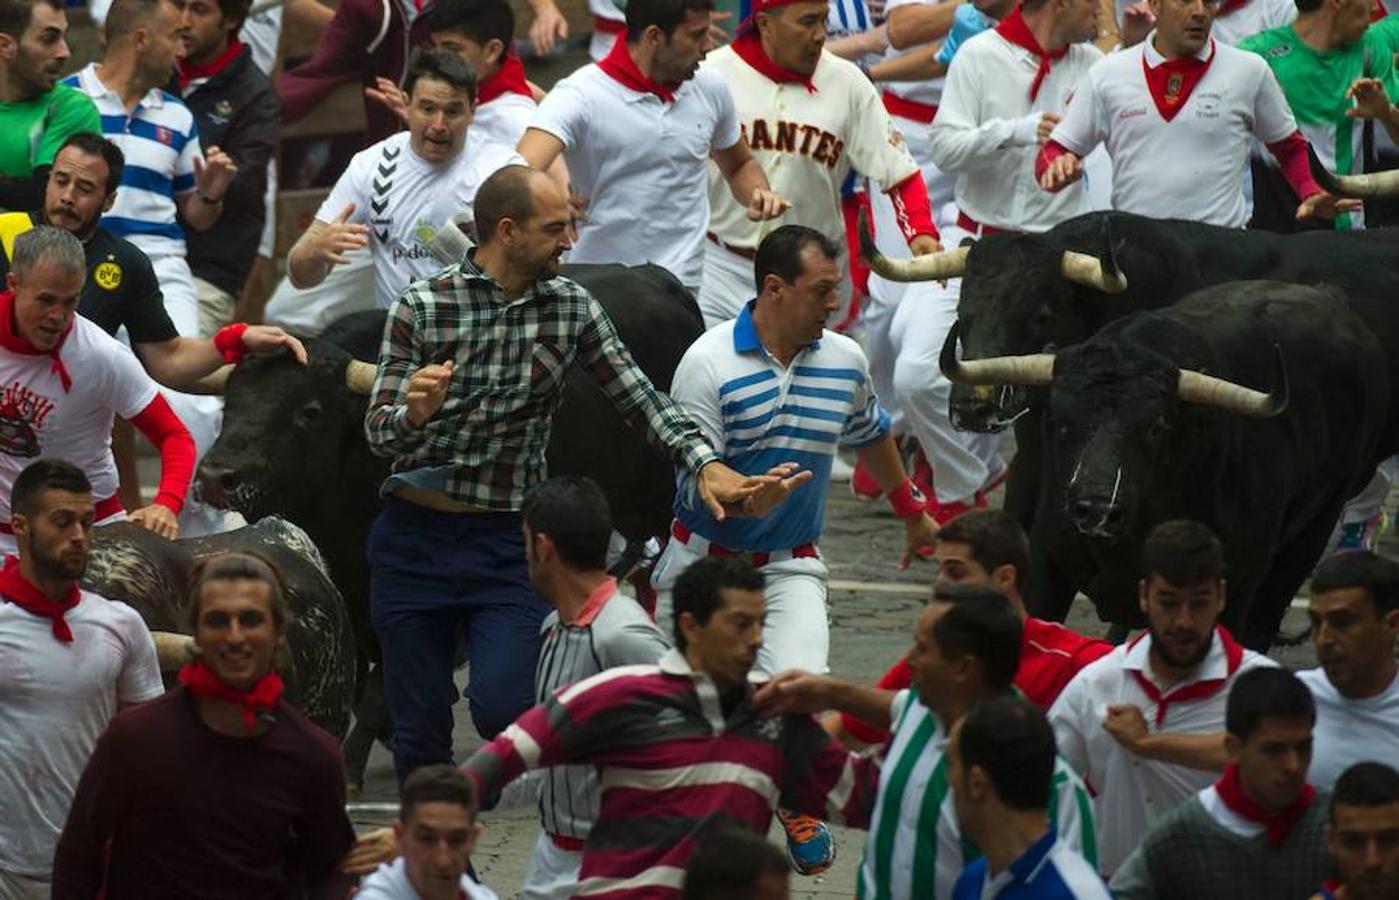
top-left (857, 689), bottom-right (1097, 900)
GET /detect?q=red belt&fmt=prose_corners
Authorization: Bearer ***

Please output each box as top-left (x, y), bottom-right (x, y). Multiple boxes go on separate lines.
top-left (707, 232), bottom-right (756, 261)
top-left (671, 520), bottom-right (818, 567)
top-left (0, 494), bottom-right (124, 535)
top-left (594, 14), bottom-right (626, 33)
top-left (956, 211), bottom-right (1017, 237)
top-left (882, 90), bottom-right (938, 124)
top-left (548, 832), bottom-right (587, 851)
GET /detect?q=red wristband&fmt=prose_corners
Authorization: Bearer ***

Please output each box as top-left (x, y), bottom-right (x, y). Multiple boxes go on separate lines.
top-left (887, 478), bottom-right (928, 520)
top-left (213, 323), bottom-right (249, 364)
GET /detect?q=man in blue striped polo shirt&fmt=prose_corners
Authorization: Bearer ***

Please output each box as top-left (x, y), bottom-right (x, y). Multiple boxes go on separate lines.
top-left (651, 223), bottom-right (938, 874)
top-left (64, 0), bottom-right (238, 536)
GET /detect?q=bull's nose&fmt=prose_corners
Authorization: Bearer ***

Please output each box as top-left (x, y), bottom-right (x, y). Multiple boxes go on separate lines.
top-left (950, 399), bottom-right (996, 431)
top-left (1069, 498), bottom-right (1127, 537)
top-left (198, 461), bottom-right (241, 498)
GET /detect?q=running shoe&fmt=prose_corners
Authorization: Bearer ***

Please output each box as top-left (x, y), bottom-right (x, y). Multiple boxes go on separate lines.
top-left (777, 809), bottom-right (836, 876)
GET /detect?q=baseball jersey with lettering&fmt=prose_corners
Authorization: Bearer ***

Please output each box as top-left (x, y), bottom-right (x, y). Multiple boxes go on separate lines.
top-left (1050, 36), bottom-right (1299, 227)
top-left (702, 46), bottom-right (920, 251)
top-left (317, 129), bottom-right (520, 308)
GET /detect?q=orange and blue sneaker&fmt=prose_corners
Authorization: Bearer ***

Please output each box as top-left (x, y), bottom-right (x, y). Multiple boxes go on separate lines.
top-left (777, 808), bottom-right (835, 876)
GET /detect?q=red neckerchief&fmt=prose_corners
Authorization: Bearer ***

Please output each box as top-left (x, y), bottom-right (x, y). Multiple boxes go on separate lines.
top-left (994, 6), bottom-right (1068, 101)
top-left (179, 658), bottom-right (286, 734)
top-left (730, 30), bottom-right (817, 93)
top-left (0, 289), bottom-right (73, 392)
top-left (1214, 762), bottom-right (1317, 847)
top-left (477, 51), bottom-right (532, 105)
top-left (1128, 625), bottom-right (1243, 726)
top-left (1215, 0), bottom-right (1250, 15)
top-left (1142, 38), bottom-right (1216, 123)
top-left (177, 38), bottom-right (244, 89)
top-left (0, 555), bottom-right (80, 643)
top-left (597, 37), bottom-right (681, 104)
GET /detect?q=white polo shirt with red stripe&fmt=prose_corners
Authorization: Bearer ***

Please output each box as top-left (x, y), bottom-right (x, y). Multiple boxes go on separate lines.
top-left (1049, 34), bottom-right (1299, 228)
top-left (529, 64), bottom-right (741, 291)
top-left (1047, 626), bottom-right (1276, 875)
top-left (0, 317), bottom-right (158, 535)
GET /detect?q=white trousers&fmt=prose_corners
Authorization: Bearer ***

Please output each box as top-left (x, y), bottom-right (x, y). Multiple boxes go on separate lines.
top-left (521, 831), bottom-right (584, 900)
top-left (651, 535), bottom-right (830, 675)
top-left (0, 869), bottom-right (49, 899)
top-left (147, 253), bottom-right (227, 538)
top-left (263, 251), bottom-right (376, 337)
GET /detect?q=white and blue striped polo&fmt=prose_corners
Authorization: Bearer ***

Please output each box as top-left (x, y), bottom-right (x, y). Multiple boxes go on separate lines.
top-left (736, 0), bottom-right (874, 37)
top-left (670, 300), bottom-right (890, 552)
top-left (62, 64), bottom-right (200, 256)
top-left (951, 831), bottom-right (1111, 900)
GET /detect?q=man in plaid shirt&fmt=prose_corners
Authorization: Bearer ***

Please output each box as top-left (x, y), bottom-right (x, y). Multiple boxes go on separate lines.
top-left (364, 164), bottom-right (802, 786)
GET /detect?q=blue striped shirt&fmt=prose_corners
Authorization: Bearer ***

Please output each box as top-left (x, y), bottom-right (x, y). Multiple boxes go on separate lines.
top-left (952, 831), bottom-right (1111, 900)
top-left (62, 64), bottom-right (200, 256)
top-left (737, 0), bottom-right (874, 36)
top-left (670, 301), bottom-right (890, 551)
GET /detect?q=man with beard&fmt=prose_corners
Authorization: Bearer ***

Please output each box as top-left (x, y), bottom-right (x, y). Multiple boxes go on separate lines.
top-left (0, 459), bottom-right (163, 898)
top-left (364, 164), bottom-right (786, 787)
top-left (1109, 667), bottom-right (1329, 899)
top-left (52, 551), bottom-right (357, 897)
top-left (1048, 519), bottom-right (1277, 875)
top-left (0, 0), bottom-right (100, 210)
top-left (517, 0), bottom-right (788, 296)
top-left (0, 226), bottom-right (196, 544)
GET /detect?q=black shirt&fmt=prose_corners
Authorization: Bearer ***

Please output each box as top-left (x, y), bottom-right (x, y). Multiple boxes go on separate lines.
top-left (0, 210), bottom-right (178, 344)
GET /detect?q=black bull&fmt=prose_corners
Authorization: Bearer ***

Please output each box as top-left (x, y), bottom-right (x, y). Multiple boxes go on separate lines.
top-left (944, 282), bottom-right (1388, 650)
top-left (193, 264), bottom-right (703, 777)
top-left (865, 210), bottom-right (1399, 643)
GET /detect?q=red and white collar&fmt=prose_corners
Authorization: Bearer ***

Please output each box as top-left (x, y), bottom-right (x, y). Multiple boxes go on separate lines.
top-left (1122, 626), bottom-right (1238, 687)
top-left (1143, 31), bottom-right (1215, 68)
top-left (569, 576), bottom-right (619, 628)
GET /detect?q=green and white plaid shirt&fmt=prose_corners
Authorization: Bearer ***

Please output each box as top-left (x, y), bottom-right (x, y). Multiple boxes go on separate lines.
top-left (364, 253), bottom-right (718, 510)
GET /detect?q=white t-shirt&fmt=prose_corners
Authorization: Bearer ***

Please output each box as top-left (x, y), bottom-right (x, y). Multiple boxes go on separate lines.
top-left (355, 856), bottom-right (499, 900)
top-left (929, 30), bottom-right (1101, 232)
top-left (474, 92), bottom-right (537, 150)
top-left (0, 316), bottom-right (159, 524)
top-left (317, 129), bottom-right (521, 308)
top-left (702, 46), bottom-right (919, 252)
top-left (1205, 0), bottom-right (1296, 46)
top-left (1050, 35), bottom-right (1298, 228)
top-left (1297, 666), bottom-right (1399, 792)
top-left (529, 64), bottom-right (741, 290)
top-left (1047, 628), bottom-right (1277, 874)
top-left (240, 7), bottom-right (285, 77)
top-left (0, 591), bottom-right (163, 876)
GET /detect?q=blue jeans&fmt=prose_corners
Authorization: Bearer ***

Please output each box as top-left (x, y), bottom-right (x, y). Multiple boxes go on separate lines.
top-left (368, 496), bottom-right (549, 787)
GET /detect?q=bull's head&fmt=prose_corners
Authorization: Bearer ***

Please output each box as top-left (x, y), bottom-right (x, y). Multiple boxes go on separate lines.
top-left (859, 213), bottom-right (1127, 433)
top-left (195, 344), bottom-right (377, 522)
top-left (941, 329), bottom-right (1288, 540)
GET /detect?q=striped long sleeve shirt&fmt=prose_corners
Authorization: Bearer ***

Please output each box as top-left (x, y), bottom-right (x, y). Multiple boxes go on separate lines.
top-left (462, 648), bottom-right (880, 899)
top-left (364, 254), bottom-right (718, 510)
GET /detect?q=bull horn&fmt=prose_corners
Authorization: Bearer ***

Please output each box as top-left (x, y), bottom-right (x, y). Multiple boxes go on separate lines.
top-left (1061, 251), bottom-right (1128, 294)
top-left (345, 360), bottom-right (377, 395)
top-left (186, 364), bottom-right (233, 395)
top-left (1309, 150), bottom-right (1399, 198)
top-left (858, 207), bottom-right (970, 282)
top-left (1177, 345), bottom-right (1289, 418)
top-left (150, 631), bottom-right (197, 671)
top-left (939, 321), bottom-right (1056, 386)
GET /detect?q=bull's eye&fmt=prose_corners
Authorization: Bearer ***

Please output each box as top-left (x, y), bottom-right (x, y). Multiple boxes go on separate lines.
top-left (293, 399), bottom-right (324, 428)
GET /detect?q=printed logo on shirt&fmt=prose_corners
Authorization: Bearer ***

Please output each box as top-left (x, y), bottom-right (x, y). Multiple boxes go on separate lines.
top-left (756, 717), bottom-right (784, 741)
top-left (155, 126), bottom-right (174, 146)
top-left (0, 381), bottom-right (54, 458)
top-left (94, 259), bottom-right (122, 291)
top-left (371, 144), bottom-right (400, 244)
top-left (1195, 91), bottom-right (1223, 120)
top-left (1263, 44), bottom-right (1292, 59)
top-left (1119, 107), bottom-right (1149, 120)
top-left (740, 120), bottom-right (846, 171)
top-left (210, 100), bottom-right (235, 125)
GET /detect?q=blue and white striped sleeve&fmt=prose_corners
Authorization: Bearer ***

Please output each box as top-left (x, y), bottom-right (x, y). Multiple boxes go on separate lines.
top-left (839, 355), bottom-right (891, 449)
top-left (174, 114), bottom-right (200, 195)
top-left (827, 0), bottom-right (872, 37)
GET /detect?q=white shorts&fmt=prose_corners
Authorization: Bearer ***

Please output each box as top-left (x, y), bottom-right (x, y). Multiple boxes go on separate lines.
top-left (651, 528), bottom-right (830, 675)
top-left (263, 251), bottom-right (376, 336)
top-left (521, 830), bottom-right (584, 900)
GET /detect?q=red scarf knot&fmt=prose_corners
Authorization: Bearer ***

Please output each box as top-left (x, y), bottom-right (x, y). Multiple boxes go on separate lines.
top-left (1142, 38), bottom-right (1215, 123)
top-left (0, 555), bottom-right (80, 642)
top-left (731, 30), bottom-right (818, 93)
top-left (597, 38), bottom-right (682, 104)
top-left (477, 51), bottom-right (533, 106)
top-left (178, 39), bottom-right (245, 89)
top-left (1129, 625), bottom-right (1243, 727)
top-left (179, 658), bottom-right (286, 734)
top-left (994, 7), bottom-right (1068, 101)
top-left (0, 289), bottom-right (73, 392)
top-left (1214, 762), bottom-right (1317, 847)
